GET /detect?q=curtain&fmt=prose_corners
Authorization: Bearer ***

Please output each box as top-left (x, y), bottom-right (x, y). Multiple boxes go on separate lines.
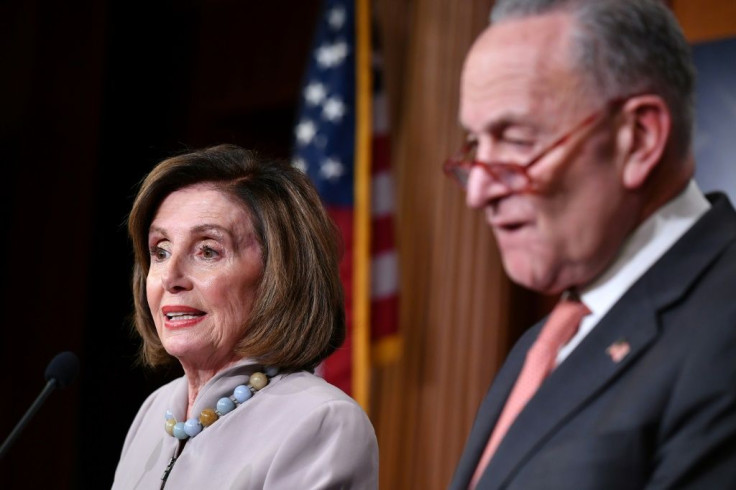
top-left (368, 1), bottom-right (540, 488)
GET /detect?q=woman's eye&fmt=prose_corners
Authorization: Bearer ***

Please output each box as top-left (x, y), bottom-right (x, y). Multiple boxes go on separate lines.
top-left (150, 246), bottom-right (170, 262)
top-left (200, 246), bottom-right (220, 260)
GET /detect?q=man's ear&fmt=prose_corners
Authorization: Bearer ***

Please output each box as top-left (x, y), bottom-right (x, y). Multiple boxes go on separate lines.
top-left (618, 95), bottom-right (671, 190)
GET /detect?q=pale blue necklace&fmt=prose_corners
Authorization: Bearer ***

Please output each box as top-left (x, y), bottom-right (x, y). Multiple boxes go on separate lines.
top-left (164, 366), bottom-right (279, 440)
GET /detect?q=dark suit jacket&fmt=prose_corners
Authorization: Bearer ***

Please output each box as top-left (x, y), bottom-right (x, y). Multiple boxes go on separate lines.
top-left (450, 193), bottom-right (736, 490)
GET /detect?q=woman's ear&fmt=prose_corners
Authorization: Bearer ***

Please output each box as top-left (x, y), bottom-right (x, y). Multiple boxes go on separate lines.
top-left (618, 95), bottom-right (671, 190)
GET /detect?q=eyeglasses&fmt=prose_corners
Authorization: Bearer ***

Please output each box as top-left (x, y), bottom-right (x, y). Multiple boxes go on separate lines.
top-left (443, 99), bottom-right (624, 192)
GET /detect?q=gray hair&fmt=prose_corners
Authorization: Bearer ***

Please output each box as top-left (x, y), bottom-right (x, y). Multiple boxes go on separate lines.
top-left (490, 0), bottom-right (695, 158)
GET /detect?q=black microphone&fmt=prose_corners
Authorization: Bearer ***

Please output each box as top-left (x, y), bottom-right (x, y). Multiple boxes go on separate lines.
top-left (0, 351), bottom-right (80, 459)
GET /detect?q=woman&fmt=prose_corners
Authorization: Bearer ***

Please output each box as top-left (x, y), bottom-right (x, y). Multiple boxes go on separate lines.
top-left (113, 145), bottom-right (378, 489)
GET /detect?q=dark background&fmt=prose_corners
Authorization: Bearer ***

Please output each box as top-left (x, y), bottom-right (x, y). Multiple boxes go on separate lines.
top-left (0, 1), bottom-right (321, 487)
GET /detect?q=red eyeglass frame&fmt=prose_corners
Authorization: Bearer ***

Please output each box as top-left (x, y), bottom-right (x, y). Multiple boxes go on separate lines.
top-left (443, 98), bottom-right (626, 192)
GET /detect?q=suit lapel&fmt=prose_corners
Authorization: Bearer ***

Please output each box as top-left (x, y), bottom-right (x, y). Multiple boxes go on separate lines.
top-left (478, 292), bottom-right (659, 489)
top-left (449, 328), bottom-right (538, 489)
top-left (476, 193), bottom-right (736, 489)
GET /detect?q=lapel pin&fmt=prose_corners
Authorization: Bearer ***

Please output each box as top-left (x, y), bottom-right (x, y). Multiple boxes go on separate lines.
top-left (606, 339), bottom-right (630, 363)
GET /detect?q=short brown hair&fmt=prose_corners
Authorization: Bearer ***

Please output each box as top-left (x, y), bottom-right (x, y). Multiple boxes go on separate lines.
top-left (128, 144), bottom-right (345, 371)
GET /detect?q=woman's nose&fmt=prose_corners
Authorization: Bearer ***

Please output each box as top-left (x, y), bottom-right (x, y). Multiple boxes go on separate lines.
top-left (161, 255), bottom-right (193, 293)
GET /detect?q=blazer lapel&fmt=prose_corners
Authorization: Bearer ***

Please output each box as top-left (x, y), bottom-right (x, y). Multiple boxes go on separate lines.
top-left (476, 193), bottom-right (736, 489)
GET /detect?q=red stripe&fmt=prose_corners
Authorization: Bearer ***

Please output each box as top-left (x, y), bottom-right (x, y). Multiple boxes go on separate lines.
top-left (371, 295), bottom-right (399, 340)
top-left (324, 207), bottom-right (354, 394)
top-left (321, 341), bottom-right (352, 394)
top-left (371, 215), bottom-right (395, 255)
top-left (371, 135), bottom-right (391, 173)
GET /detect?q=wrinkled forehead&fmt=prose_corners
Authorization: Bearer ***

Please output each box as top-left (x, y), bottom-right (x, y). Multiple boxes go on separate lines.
top-left (465, 12), bottom-right (577, 76)
top-left (460, 13), bottom-right (584, 124)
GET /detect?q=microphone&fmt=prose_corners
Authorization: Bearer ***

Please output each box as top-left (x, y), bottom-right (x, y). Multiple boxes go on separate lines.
top-left (0, 351), bottom-right (80, 459)
top-left (45, 351), bottom-right (80, 389)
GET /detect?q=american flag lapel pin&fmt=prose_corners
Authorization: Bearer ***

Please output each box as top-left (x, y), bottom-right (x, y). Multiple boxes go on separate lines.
top-left (606, 339), bottom-right (630, 363)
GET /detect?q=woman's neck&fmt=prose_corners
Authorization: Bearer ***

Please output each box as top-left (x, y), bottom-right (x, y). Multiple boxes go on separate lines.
top-left (180, 358), bottom-right (240, 419)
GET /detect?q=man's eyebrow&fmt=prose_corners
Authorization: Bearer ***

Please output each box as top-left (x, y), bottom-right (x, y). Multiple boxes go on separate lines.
top-left (464, 115), bottom-right (537, 136)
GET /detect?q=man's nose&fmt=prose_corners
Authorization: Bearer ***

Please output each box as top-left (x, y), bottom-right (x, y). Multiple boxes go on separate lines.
top-left (465, 164), bottom-right (513, 209)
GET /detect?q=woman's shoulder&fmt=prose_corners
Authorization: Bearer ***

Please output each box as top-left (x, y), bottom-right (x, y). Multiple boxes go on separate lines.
top-left (257, 371), bottom-right (368, 420)
top-left (245, 370), bottom-right (376, 449)
top-left (269, 371), bottom-right (357, 403)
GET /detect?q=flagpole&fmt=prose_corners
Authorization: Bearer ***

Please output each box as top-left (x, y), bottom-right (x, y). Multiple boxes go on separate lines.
top-left (353, 0), bottom-right (372, 413)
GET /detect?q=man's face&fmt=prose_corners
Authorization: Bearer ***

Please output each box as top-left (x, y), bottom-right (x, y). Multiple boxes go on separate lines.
top-left (460, 13), bottom-right (638, 294)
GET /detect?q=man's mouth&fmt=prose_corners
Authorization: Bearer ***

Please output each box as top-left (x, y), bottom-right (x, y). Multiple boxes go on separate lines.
top-left (498, 222), bottom-right (526, 232)
top-left (490, 217), bottom-right (529, 232)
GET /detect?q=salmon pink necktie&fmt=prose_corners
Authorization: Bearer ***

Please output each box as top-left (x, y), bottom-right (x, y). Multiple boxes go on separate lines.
top-left (469, 295), bottom-right (590, 489)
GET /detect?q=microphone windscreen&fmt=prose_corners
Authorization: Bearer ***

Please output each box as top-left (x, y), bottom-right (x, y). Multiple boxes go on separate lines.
top-left (44, 351), bottom-right (80, 389)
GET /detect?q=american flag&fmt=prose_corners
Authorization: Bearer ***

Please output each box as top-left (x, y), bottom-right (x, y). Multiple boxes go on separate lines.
top-left (293, 0), bottom-right (400, 409)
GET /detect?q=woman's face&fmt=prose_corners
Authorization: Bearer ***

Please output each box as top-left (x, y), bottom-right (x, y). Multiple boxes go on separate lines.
top-left (146, 184), bottom-right (263, 372)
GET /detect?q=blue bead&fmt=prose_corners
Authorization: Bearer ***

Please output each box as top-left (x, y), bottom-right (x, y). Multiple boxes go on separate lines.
top-left (216, 397), bottom-right (236, 415)
top-left (233, 385), bottom-right (252, 403)
top-left (172, 422), bottom-right (189, 440)
top-left (165, 410), bottom-right (174, 420)
top-left (265, 366), bottom-right (279, 377)
top-left (184, 418), bottom-right (202, 437)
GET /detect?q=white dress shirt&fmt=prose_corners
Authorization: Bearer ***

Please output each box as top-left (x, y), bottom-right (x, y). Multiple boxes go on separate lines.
top-left (556, 180), bottom-right (711, 365)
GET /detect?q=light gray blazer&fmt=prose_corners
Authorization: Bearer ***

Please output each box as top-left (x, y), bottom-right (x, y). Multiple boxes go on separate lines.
top-left (112, 359), bottom-right (378, 489)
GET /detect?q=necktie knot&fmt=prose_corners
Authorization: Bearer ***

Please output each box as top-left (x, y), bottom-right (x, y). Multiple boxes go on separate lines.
top-left (534, 296), bottom-right (591, 353)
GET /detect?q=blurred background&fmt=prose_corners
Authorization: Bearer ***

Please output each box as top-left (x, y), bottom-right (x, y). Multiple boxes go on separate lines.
top-left (0, 0), bottom-right (734, 488)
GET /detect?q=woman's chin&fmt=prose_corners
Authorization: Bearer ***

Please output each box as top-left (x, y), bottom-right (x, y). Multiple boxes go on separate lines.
top-left (162, 338), bottom-right (206, 363)
top-left (163, 343), bottom-right (239, 373)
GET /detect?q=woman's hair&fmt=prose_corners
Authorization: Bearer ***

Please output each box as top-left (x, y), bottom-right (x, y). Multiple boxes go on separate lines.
top-left (128, 144), bottom-right (345, 371)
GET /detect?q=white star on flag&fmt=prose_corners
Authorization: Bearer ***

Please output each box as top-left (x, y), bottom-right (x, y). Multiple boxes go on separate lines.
top-left (291, 157), bottom-right (308, 173)
top-left (332, 41), bottom-right (348, 62)
top-left (304, 82), bottom-right (327, 106)
top-left (295, 119), bottom-right (317, 146)
top-left (322, 96), bottom-right (346, 122)
top-left (316, 41), bottom-right (349, 68)
top-left (327, 7), bottom-right (346, 30)
top-left (320, 157), bottom-right (345, 181)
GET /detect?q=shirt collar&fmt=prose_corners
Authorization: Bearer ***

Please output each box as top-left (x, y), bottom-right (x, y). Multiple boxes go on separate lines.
top-left (579, 180), bottom-right (711, 319)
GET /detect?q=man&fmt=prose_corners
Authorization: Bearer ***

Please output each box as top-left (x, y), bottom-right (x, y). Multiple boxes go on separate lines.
top-left (447, 1), bottom-right (736, 489)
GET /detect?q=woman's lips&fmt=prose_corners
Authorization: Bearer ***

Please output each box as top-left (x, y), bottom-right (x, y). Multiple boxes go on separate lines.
top-left (161, 305), bottom-right (206, 329)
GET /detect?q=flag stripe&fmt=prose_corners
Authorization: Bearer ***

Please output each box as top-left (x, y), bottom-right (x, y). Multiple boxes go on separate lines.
top-left (371, 215), bottom-right (395, 254)
top-left (371, 250), bottom-right (399, 298)
top-left (371, 295), bottom-right (399, 339)
top-left (372, 91), bottom-right (390, 133)
top-left (371, 171), bottom-right (395, 217)
top-left (372, 135), bottom-right (391, 172)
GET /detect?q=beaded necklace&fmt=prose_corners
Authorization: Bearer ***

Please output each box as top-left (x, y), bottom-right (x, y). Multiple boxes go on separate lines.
top-left (164, 366), bottom-right (278, 440)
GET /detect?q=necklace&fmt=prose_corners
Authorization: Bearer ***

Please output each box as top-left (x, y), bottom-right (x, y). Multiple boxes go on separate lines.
top-left (164, 367), bottom-right (278, 440)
